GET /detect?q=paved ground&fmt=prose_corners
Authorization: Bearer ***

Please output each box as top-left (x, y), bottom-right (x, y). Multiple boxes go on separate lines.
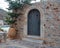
top-left (0, 39), bottom-right (40, 48)
top-left (0, 39), bottom-right (60, 48)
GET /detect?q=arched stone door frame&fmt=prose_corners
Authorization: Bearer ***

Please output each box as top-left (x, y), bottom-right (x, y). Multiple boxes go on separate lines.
top-left (28, 9), bottom-right (40, 36)
top-left (24, 5), bottom-right (45, 39)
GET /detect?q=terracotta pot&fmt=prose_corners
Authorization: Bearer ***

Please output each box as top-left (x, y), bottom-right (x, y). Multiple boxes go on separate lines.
top-left (7, 28), bottom-right (16, 39)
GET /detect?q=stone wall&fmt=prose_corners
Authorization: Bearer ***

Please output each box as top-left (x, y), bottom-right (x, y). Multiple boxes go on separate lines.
top-left (16, 0), bottom-right (60, 46)
top-left (41, 0), bottom-right (60, 46)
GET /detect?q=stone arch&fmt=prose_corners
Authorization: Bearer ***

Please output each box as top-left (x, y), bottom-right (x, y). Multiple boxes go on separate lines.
top-left (23, 4), bottom-right (45, 39)
top-left (27, 9), bottom-right (40, 36)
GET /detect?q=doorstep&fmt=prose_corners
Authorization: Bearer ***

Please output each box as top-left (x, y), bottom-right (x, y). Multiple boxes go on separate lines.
top-left (23, 38), bottom-right (43, 44)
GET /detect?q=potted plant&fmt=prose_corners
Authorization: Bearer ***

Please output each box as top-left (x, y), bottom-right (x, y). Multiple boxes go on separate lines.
top-left (5, 0), bottom-right (31, 40)
top-left (5, 15), bottom-right (17, 39)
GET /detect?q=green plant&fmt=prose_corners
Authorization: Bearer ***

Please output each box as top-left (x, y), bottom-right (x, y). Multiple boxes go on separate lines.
top-left (8, 12), bottom-right (20, 18)
top-left (5, 16), bottom-right (15, 24)
top-left (5, 0), bottom-right (31, 25)
top-left (6, 0), bottom-right (31, 10)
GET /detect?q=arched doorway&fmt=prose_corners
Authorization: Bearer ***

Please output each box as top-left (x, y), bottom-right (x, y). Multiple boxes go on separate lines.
top-left (28, 9), bottom-right (40, 36)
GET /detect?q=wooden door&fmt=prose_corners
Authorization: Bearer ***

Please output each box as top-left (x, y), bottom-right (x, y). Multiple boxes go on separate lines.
top-left (28, 9), bottom-right (40, 36)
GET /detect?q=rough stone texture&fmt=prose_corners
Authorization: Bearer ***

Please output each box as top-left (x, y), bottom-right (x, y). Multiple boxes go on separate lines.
top-left (1, 39), bottom-right (60, 48)
top-left (43, 0), bottom-right (60, 46)
top-left (40, 0), bottom-right (60, 47)
top-left (15, 0), bottom-right (60, 47)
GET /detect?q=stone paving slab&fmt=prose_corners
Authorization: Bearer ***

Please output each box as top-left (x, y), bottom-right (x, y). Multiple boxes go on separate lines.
top-left (0, 39), bottom-right (60, 48)
top-left (0, 44), bottom-right (29, 48)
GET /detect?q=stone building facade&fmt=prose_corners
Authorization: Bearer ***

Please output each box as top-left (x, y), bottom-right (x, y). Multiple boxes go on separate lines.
top-left (16, 0), bottom-right (60, 46)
